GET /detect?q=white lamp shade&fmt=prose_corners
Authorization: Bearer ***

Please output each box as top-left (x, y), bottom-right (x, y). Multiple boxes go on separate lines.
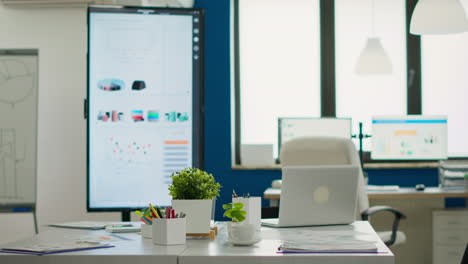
top-left (355, 38), bottom-right (393, 75)
top-left (410, 0), bottom-right (468, 35)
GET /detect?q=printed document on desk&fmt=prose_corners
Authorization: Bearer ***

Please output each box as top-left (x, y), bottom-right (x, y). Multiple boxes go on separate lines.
top-left (0, 241), bottom-right (113, 255)
top-left (49, 221), bottom-right (109, 230)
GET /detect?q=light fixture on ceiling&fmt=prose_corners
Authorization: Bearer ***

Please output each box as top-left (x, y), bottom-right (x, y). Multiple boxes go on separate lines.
top-left (355, 0), bottom-right (392, 75)
top-left (410, 0), bottom-right (468, 35)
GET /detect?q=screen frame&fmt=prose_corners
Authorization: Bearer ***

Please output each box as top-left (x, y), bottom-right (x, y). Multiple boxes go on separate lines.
top-left (277, 117), bottom-right (352, 161)
top-left (86, 6), bottom-right (205, 212)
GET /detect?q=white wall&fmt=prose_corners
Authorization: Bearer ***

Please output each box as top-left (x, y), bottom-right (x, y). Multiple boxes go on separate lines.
top-left (0, 5), bottom-right (121, 244)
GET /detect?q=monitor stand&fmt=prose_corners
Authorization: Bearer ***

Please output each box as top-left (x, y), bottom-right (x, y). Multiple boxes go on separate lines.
top-left (121, 210), bottom-right (131, 222)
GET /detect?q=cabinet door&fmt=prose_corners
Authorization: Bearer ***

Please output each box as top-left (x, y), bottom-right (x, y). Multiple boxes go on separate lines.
top-left (434, 245), bottom-right (466, 264)
top-left (433, 214), bottom-right (468, 230)
top-left (434, 229), bottom-right (468, 245)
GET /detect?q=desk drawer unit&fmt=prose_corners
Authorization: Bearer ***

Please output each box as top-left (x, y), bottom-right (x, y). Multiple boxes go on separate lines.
top-left (433, 210), bottom-right (468, 264)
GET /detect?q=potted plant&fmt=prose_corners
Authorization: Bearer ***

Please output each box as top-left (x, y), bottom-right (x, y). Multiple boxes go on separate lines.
top-left (169, 168), bottom-right (221, 234)
top-left (465, 173), bottom-right (468, 190)
top-left (223, 202), bottom-right (261, 245)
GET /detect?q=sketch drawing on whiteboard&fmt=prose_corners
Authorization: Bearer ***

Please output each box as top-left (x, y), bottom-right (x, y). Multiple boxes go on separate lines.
top-left (0, 129), bottom-right (25, 199)
top-left (0, 59), bottom-right (35, 108)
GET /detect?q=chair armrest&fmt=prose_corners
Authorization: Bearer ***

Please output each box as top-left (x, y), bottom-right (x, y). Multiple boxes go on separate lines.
top-left (361, 206), bottom-right (406, 220)
top-left (361, 206), bottom-right (407, 247)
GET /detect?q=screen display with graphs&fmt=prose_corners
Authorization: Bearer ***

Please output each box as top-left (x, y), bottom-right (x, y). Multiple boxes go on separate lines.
top-left (371, 115), bottom-right (447, 160)
top-left (87, 7), bottom-right (203, 210)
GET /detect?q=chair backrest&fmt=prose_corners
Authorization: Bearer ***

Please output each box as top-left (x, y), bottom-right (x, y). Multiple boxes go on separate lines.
top-left (279, 136), bottom-right (369, 218)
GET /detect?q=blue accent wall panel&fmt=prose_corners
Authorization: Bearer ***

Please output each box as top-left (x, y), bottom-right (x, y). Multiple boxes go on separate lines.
top-left (366, 168), bottom-right (439, 187)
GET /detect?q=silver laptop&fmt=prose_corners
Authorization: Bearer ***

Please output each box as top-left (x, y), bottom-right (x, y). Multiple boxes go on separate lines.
top-left (261, 165), bottom-right (359, 227)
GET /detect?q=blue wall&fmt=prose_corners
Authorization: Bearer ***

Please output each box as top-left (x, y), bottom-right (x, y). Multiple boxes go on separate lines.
top-left (195, 0), bottom-right (442, 220)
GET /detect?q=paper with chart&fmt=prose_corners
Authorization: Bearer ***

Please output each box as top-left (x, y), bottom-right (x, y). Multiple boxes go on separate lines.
top-left (0, 53), bottom-right (37, 206)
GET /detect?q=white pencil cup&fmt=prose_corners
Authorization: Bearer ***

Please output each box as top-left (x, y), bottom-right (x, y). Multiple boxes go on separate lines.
top-left (152, 218), bottom-right (186, 245)
top-left (141, 223), bottom-right (152, 239)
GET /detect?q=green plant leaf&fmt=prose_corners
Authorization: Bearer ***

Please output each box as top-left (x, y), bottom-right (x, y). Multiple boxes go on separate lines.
top-left (168, 168), bottom-right (222, 200)
top-left (222, 202), bottom-right (247, 222)
top-left (233, 203), bottom-right (244, 209)
top-left (224, 210), bottom-right (233, 218)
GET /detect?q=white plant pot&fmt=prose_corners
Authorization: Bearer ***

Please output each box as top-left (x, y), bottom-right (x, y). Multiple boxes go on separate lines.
top-left (171, 199), bottom-right (213, 234)
top-left (227, 222), bottom-right (261, 246)
top-left (141, 223), bottom-right (152, 239)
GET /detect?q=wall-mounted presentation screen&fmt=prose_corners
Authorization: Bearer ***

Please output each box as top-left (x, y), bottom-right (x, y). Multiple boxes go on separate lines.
top-left (278, 118), bottom-right (352, 156)
top-left (87, 7), bottom-right (203, 210)
top-left (371, 115), bottom-right (447, 160)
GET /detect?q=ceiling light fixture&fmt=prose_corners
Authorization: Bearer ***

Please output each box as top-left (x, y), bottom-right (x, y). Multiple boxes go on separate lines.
top-left (410, 0), bottom-right (468, 35)
top-left (355, 0), bottom-right (392, 75)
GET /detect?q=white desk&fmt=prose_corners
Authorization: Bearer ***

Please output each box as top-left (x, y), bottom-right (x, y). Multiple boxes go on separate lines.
top-left (1, 222), bottom-right (393, 264)
top-left (264, 187), bottom-right (468, 206)
top-left (180, 221), bottom-right (393, 264)
top-left (0, 227), bottom-right (184, 264)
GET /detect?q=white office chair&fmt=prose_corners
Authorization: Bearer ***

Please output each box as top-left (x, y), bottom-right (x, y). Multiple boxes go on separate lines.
top-left (279, 136), bottom-right (406, 247)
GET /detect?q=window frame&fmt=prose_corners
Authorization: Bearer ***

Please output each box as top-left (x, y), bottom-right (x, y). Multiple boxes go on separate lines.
top-left (232, 0), bottom-right (462, 167)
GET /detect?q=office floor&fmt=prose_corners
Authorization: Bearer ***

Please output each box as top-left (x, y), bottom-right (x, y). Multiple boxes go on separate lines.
top-left (369, 197), bottom-right (444, 264)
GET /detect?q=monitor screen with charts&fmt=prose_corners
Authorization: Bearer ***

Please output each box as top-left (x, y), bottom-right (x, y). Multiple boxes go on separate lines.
top-left (278, 118), bottom-right (352, 157)
top-left (87, 6), bottom-right (204, 211)
top-left (371, 115), bottom-right (448, 160)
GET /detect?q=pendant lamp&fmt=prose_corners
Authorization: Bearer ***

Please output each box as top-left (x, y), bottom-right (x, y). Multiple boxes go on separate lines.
top-left (355, 0), bottom-right (392, 75)
top-left (410, 0), bottom-right (468, 35)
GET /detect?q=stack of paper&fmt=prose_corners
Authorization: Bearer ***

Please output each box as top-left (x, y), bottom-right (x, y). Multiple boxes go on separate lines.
top-left (277, 229), bottom-right (380, 254)
top-left (278, 241), bottom-right (378, 253)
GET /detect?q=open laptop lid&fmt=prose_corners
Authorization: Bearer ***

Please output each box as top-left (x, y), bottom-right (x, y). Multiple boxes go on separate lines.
top-left (276, 165), bottom-right (359, 227)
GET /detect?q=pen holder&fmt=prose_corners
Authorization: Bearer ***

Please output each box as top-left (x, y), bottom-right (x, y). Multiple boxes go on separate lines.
top-left (232, 197), bottom-right (261, 229)
top-left (152, 218), bottom-right (186, 246)
top-left (141, 223), bottom-right (152, 239)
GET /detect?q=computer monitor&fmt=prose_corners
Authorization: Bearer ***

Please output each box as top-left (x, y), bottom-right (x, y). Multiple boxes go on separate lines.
top-left (87, 6), bottom-right (204, 220)
top-left (278, 118), bottom-right (352, 157)
top-left (371, 115), bottom-right (447, 160)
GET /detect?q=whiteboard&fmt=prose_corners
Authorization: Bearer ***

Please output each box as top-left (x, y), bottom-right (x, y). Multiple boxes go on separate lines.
top-left (0, 50), bottom-right (37, 207)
